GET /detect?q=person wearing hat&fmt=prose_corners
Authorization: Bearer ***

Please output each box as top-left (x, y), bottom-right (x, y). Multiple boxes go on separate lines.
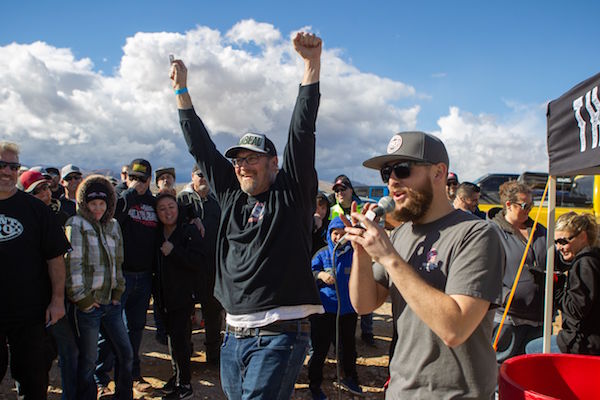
top-left (155, 167), bottom-right (176, 196)
top-left (346, 131), bottom-right (504, 399)
top-left (59, 164), bottom-right (83, 218)
top-left (44, 166), bottom-right (64, 199)
top-left (0, 141), bottom-right (71, 398)
top-left (171, 32), bottom-right (323, 398)
top-left (20, 170), bottom-right (69, 227)
top-left (330, 174), bottom-right (363, 220)
top-left (446, 172), bottom-right (459, 202)
top-left (64, 175), bottom-right (133, 399)
top-left (95, 158), bottom-right (157, 395)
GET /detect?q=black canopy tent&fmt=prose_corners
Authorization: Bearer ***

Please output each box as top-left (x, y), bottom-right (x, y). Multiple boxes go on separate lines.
top-left (542, 72), bottom-right (600, 352)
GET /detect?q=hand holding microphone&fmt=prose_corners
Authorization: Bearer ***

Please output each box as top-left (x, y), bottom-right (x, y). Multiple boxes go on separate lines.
top-left (338, 196), bottom-right (395, 247)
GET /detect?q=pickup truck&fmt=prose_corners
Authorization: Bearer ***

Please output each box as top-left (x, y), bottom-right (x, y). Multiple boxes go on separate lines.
top-left (477, 172), bottom-right (600, 224)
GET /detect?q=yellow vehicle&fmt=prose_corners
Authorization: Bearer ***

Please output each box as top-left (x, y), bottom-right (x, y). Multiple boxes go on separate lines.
top-left (477, 172), bottom-right (600, 225)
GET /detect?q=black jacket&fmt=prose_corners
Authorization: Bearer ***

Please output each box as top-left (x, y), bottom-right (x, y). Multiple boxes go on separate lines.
top-left (490, 208), bottom-right (547, 322)
top-left (154, 222), bottom-right (204, 312)
top-left (555, 246), bottom-right (600, 354)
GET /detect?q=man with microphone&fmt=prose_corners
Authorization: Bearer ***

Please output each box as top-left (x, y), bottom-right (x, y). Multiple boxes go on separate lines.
top-left (170, 32), bottom-right (323, 399)
top-left (346, 131), bottom-right (504, 399)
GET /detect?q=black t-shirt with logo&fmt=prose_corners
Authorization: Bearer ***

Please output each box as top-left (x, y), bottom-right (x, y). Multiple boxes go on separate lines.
top-left (0, 190), bottom-right (71, 323)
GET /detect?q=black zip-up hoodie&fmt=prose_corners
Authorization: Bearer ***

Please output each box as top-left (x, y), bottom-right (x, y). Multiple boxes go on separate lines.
top-left (490, 207), bottom-right (547, 322)
top-left (555, 246), bottom-right (600, 354)
top-left (114, 188), bottom-right (158, 273)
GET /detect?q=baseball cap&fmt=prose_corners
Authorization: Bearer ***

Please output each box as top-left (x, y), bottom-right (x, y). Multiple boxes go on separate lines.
top-left (61, 164), bottom-right (82, 179)
top-left (332, 175), bottom-right (353, 191)
top-left (19, 170), bottom-right (48, 193)
top-left (224, 133), bottom-right (277, 158)
top-left (128, 159), bottom-right (152, 179)
top-left (45, 167), bottom-right (60, 177)
top-left (363, 131), bottom-right (449, 170)
top-left (155, 167), bottom-right (176, 184)
top-left (29, 166), bottom-right (52, 179)
top-left (447, 172), bottom-right (459, 184)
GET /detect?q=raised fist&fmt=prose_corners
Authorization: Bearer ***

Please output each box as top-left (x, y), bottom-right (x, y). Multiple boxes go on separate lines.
top-left (293, 32), bottom-right (322, 62)
top-left (170, 59), bottom-right (188, 90)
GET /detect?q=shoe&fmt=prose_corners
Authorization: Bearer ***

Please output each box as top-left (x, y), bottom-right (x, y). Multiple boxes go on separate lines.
top-left (361, 332), bottom-right (376, 347)
top-left (133, 377), bottom-right (153, 393)
top-left (161, 375), bottom-right (177, 395)
top-left (339, 377), bottom-right (363, 396)
top-left (162, 384), bottom-right (193, 399)
top-left (97, 384), bottom-right (114, 399)
top-left (310, 386), bottom-right (328, 400)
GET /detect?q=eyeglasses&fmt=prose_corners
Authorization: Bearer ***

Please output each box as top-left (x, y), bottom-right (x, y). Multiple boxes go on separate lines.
top-left (0, 161), bottom-right (21, 171)
top-left (554, 233), bottom-right (579, 246)
top-left (380, 161), bottom-right (430, 183)
top-left (231, 154), bottom-right (266, 167)
top-left (513, 201), bottom-right (533, 211)
top-left (32, 183), bottom-right (50, 195)
top-left (64, 174), bottom-right (82, 182)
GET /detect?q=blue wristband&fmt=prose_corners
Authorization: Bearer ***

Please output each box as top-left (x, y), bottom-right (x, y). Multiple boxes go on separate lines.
top-left (175, 87), bottom-right (188, 95)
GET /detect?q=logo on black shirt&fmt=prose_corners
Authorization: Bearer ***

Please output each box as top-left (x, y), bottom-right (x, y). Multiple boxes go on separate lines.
top-left (0, 214), bottom-right (24, 242)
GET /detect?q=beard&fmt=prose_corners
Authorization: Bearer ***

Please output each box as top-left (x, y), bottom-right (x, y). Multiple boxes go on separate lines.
top-left (391, 176), bottom-right (434, 223)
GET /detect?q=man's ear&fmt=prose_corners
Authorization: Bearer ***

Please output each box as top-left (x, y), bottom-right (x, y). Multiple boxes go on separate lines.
top-left (431, 163), bottom-right (448, 183)
top-left (269, 155), bottom-right (279, 172)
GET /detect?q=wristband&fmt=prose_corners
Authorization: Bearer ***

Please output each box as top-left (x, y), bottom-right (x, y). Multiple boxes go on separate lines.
top-left (175, 87), bottom-right (188, 95)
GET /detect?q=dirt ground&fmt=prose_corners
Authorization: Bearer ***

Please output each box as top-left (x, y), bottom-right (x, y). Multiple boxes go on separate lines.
top-left (0, 302), bottom-right (393, 399)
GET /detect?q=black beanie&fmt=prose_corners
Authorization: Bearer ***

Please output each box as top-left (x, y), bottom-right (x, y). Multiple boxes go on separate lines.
top-left (85, 182), bottom-right (109, 203)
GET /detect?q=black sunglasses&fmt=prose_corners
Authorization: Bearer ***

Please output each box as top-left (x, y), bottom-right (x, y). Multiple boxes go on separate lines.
top-left (194, 171), bottom-right (204, 178)
top-left (129, 175), bottom-right (147, 182)
top-left (380, 161), bottom-right (430, 183)
top-left (0, 161), bottom-right (21, 171)
top-left (554, 233), bottom-right (578, 246)
top-left (513, 201), bottom-right (533, 211)
top-left (334, 186), bottom-right (348, 193)
top-left (64, 174), bottom-right (82, 182)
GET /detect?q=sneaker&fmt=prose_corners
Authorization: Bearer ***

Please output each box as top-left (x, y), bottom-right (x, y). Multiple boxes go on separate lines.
top-left (162, 384), bottom-right (193, 400)
top-left (361, 332), bottom-right (376, 347)
top-left (339, 377), bottom-right (363, 396)
top-left (97, 384), bottom-right (114, 399)
top-left (133, 377), bottom-right (153, 393)
top-left (161, 375), bottom-right (177, 395)
top-left (310, 386), bottom-right (328, 400)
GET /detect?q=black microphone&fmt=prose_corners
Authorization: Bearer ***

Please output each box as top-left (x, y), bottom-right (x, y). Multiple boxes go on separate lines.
top-left (337, 196), bottom-right (395, 246)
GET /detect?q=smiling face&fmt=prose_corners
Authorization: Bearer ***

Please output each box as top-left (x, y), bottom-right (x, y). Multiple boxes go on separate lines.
top-left (505, 192), bottom-right (532, 227)
top-left (0, 150), bottom-right (19, 196)
top-left (555, 229), bottom-right (588, 262)
top-left (334, 185), bottom-right (353, 207)
top-left (156, 196), bottom-right (179, 227)
top-left (88, 199), bottom-right (107, 222)
top-left (233, 150), bottom-right (278, 196)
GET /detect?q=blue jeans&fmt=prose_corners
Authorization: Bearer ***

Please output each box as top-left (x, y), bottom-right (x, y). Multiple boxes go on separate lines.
top-left (96, 271), bottom-right (152, 383)
top-left (220, 329), bottom-right (310, 399)
top-left (493, 322), bottom-right (543, 363)
top-left (77, 303), bottom-right (133, 400)
top-left (525, 335), bottom-right (561, 354)
top-left (49, 303), bottom-right (79, 400)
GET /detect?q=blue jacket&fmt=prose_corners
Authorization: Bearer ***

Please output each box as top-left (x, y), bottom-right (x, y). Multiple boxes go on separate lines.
top-left (311, 217), bottom-right (355, 314)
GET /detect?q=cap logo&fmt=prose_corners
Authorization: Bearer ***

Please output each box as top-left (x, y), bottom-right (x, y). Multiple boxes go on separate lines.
top-left (132, 163), bottom-right (147, 173)
top-left (240, 135), bottom-right (264, 148)
top-left (387, 135), bottom-right (403, 154)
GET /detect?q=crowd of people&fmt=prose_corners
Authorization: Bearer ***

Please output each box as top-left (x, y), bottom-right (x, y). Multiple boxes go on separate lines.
top-left (1, 31), bottom-right (599, 400)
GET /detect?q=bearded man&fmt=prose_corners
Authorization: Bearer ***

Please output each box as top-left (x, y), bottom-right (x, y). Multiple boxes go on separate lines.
top-left (346, 131), bottom-right (505, 399)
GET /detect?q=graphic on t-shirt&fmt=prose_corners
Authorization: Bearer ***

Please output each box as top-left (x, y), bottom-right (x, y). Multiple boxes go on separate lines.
top-left (421, 248), bottom-right (441, 272)
top-left (0, 214), bottom-right (24, 242)
top-left (127, 204), bottom-right (158, 228)
top-left (247, 202), bottom-right (265, 224)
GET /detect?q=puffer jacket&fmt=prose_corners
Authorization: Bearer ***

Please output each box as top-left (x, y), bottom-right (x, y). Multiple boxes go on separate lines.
top-left (555, 246), bottom-right (600, 354)
top-left (65, 175), bottom-right (125, 311)
top-left (489, 207), bottom-right (547, 322)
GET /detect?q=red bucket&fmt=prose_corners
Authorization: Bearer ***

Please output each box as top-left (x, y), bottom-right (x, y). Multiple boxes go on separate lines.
top-left (499, 353), bottom-right (600, 399)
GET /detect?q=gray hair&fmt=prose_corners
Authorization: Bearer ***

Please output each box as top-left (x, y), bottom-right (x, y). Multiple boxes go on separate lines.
top-left (555, 212), bottom-right (599, 246)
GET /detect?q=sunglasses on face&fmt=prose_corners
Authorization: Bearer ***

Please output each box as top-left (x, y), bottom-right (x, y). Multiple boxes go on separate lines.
top-left (0, 161), bottom-right (21, 171)
top-left (554, 233), bottom-right (578, 246)
top-left (447, 181), bottom-right (458, 187)
top-left (129, 175), bottom-right (147, 182)
top-left (64, 174), bottom-right (82, 182)
top-left (380, 161), bottom-right (430, 183)
top-left (513, 201), bottom-right (533, 211)
top-left (231, 154), bottom-right (266, 167)
top-left (33, 183), bottom-right (50, 195)
top-left (334, 186), bottom-right (348, 193)
top-left (194, 172), bottom-right (204, 178)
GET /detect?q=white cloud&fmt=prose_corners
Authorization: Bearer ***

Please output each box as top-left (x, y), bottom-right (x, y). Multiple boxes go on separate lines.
top-left (0, 20), bottom-right (549, 188)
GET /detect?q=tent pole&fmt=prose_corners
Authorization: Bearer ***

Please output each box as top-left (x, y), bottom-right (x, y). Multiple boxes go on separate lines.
top-left (543, 176), bottom-right (556, 353)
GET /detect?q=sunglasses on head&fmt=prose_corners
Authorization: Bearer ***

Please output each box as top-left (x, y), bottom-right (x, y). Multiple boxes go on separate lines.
top-left (0, 161), bottom-right (21, 171)
top-left (554, 233), bottom-right (578, 246)
top-left (380, 161), bottom-right (431, 183)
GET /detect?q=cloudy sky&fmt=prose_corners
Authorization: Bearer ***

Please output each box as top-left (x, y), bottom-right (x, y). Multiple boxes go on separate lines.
top-left (2, 1), bottom-right (600, 184)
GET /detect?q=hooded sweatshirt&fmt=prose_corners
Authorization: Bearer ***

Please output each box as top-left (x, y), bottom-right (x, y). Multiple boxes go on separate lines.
top-left (490, 207), bottom-right (547, 322)
top-left (65, 175), bottom-right (125, 311)
top-left (311, 216), bottom-right (356, 315)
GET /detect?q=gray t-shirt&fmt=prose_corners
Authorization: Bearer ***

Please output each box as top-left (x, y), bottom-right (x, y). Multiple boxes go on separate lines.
top-left (374, 210), bottom-right (504, 399)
